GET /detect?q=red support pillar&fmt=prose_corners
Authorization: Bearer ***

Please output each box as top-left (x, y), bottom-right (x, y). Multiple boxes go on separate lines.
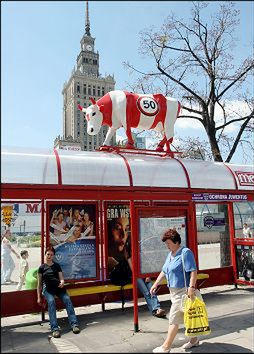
top-left (228, 203), bottom-right (237, 283)
top-left (130, 200), bottom-right (139, 332)
top-left (41, 199), bottom-right (45, 321)
top-left (100, 200), bottom-right (106, 283)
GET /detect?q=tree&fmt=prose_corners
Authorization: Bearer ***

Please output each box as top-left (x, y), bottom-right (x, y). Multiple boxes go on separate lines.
top-left (124, 1), bottom-right (254, 163)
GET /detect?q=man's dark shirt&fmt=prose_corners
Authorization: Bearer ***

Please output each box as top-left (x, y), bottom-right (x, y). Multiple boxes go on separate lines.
top-left (38, 262), bottom-right (66, 296)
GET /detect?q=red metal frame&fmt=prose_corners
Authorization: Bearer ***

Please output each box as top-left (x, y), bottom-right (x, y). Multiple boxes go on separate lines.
top-left (41, 199), bottom-right (45, 268)
top-left (96, 146), bottom-right (183, 158)
top-left (131, 205), bottom-right (190, 331)
top-left (1, 181), bottom-right (254, 318)
top-left (53, 148), bottom-right (62, 185)
top-left (117, 152), bottom-right (133, 186)
top-left (3, 184), bottom-right (253, 202)
top-left (99, 200), bottom-right (106, 283)
top-left (135, 206), bottom-right (190, 278)
top-left (223, 163), bottom-right (238, 190)
top-left (173, 158), bottom-right (191, 188)
top-left (232, 238), bottom-right (254, 286)
top-left (130, 200), bottom-right (139, 332)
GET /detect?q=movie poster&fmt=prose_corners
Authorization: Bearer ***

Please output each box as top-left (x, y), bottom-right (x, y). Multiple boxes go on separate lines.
top-left (235, 244), bottom-right (254, 281)
top-left (107, 204), bottom-right (130, 274)
top-left (49, 203), bottom-right (97, 280)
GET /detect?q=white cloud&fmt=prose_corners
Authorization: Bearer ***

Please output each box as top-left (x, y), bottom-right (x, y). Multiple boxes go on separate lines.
top-left (213, 100), bottom-right (250, 134)
top-left (178, 100), bottom-right (251, 133)
top-left (175, 116), bottom-right (203, 130)
top-left (223, 123), bottom-right (238, 134)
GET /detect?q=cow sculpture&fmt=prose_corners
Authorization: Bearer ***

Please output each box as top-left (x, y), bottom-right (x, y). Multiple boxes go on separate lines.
top-left (78, 90), bottom-right (181, 151)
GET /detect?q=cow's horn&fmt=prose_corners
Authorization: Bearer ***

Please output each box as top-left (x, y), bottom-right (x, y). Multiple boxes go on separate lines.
top-left (89, 97), bottom-right (96, 105)
top-left (77, 104), bottom-right (83, 111)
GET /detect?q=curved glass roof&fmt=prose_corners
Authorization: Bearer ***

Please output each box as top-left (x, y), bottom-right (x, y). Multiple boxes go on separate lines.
top-left (2, 147), bottom-right (58, 185)
top-left (124, 154), bottom-right (188, 188)
top-left (181, 159), bottom-right (235, 190)
top-left (58, 149), bottom-right (130, 186)
top-left (224, 163), bottom-right (254, 191)
top-left (2, 147), bottom-right (253, 191)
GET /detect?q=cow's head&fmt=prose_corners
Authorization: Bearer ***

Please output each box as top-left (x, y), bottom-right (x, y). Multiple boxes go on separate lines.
top-left (77, 97), bottom-right (104, 136)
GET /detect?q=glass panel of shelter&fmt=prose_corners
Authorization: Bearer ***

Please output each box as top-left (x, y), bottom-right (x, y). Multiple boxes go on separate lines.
top-left (139, 215), bottom-right (187, 275)
top-left (195, 203), bottom-right (231, 270)
top-left (136, 207), bottom-right (188, 277)
top-left (233, 202), bottom-right (254, 238)
top-left (233, 201), bottom-right (254, 282)
top-left (1, 202), bottom-right (42, 293)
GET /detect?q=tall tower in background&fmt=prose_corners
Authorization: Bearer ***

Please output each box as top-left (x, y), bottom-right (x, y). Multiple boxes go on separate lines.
top-left (54, 1), bottom-right (116, 151)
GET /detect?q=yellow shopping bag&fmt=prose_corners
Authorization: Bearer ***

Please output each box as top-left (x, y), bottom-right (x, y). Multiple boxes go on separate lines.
top-left (183, 296), bottom-right (211, 337)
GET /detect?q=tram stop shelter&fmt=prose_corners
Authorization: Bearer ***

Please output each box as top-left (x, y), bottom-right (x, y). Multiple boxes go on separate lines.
top-left (1, 147), bottom-right (254, 331)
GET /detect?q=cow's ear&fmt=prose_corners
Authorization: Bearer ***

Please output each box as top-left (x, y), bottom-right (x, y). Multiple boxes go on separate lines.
top-left (99, 105), bottom-right (104, 113)
top-left (90, 97), bottom-right (96, 105)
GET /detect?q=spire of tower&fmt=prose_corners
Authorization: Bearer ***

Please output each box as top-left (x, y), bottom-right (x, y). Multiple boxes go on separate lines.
top-left (85, 0), bottom-right (91, 36)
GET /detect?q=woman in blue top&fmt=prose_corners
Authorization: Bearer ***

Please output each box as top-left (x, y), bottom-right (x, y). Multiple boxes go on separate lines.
top-left (150, 229), bottom-right (200, 353)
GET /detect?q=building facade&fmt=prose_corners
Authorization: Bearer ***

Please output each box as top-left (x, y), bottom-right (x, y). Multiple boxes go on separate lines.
top-left (57, 1), bottom-right (116, 151)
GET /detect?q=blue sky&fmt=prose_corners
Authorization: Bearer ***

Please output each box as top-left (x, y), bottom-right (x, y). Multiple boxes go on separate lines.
top-left (2, 1), bottom-right (253, 164)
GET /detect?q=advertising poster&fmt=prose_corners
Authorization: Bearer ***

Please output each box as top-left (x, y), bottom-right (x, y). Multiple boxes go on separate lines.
top-left (139, 217), bottom-right (187, 274)
top-left (1, 203), bottom-right (20, 229)
top-left (107, 204), bottom-right (130, 274)
top-left (49, 203), bottom-right (97, 280)
top-left (235, 244), bottom-right (254, 281)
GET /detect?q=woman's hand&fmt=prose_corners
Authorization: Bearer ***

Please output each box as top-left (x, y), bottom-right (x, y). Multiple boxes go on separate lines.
top-left (187, 286), bottom-right (196, 300)
top-left (150, 283), bottom-right (158, 295)
top-left (37, 296), bottom-right (42, 305)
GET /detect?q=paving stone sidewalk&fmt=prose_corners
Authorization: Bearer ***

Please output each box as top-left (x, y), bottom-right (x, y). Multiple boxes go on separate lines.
top-left (1, 285), bottom-right (254, 353)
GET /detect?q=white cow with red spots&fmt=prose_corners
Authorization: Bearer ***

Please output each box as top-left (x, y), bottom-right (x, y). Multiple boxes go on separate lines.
top-left (78, 90), bottom-right (181, 151)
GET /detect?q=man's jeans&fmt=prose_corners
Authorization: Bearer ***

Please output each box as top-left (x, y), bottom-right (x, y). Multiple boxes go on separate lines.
top-left (137, 278), bottom-right (161, 314)
top-left (43, 288), bottom-right (79, 331)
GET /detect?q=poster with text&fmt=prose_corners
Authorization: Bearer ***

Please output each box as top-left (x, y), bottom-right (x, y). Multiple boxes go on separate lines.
top-left (107, 204), bottom-right (130, 274)
top-left (49, 203), bottom-right (97, 280)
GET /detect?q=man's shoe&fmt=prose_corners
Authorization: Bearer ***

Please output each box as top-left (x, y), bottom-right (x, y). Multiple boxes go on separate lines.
top-left (72, 326), bottom-right (80, 334)
top-left (52, 330), bottom-right (61, 338)
top-left (153, 345), bottom-right (170, 353)
top-left (182, 339), bottom-right (199, 349)
top-left (153, 308), bottom-right (166, 318)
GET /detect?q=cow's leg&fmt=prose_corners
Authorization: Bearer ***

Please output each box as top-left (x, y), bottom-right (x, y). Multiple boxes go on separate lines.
top-left (125, 126), bottom-right (135, 149)
top-left (165, 137), bottom-right (173, 153)
top-left (164, 99), bottom-right (179, 152)
top-left (156, 135), bottom-right (167, 152)
top-left (102, 127), bottom-right (117, 147)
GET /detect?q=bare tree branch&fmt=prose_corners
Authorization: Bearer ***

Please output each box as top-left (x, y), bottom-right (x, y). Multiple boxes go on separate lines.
top-left (124, 2), bottom-right (253, 163)
top-left (225, 116), bottom-right (253, 162)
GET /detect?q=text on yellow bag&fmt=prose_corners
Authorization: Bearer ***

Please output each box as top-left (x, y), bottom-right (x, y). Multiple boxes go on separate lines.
top-left (184, 296), bottom-right (211, 337)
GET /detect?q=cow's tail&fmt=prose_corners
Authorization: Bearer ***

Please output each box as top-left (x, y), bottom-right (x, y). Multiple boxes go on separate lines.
top-left (177, 101), bottom-right (181, 118)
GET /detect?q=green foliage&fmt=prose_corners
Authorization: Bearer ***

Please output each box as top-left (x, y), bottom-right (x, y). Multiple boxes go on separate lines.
top-left (17, 235), bottom-right (41, 247)
top-left (9, 235), bottom-right (16, 242)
